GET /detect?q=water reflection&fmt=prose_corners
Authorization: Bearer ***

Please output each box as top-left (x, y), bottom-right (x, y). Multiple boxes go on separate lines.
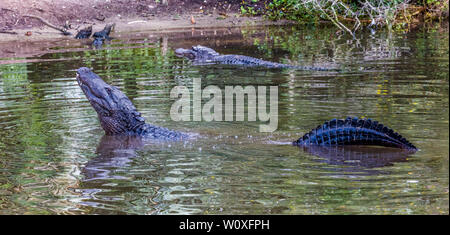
top-left (300, 145), bottom-right (414, 175)
top-left (82, 135), bottom-right (145, 182)
top-left (86, 135), bottom-right (415, 182)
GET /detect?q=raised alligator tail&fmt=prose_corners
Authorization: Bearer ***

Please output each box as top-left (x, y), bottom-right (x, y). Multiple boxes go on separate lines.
top-left (293, 117), bottom-right (417, 150)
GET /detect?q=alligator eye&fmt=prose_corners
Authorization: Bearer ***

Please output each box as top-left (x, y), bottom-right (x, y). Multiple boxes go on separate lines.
top-left (105, 87), bottom-right (115, 100)
top-left (135, 116), bottom-right (145, 122)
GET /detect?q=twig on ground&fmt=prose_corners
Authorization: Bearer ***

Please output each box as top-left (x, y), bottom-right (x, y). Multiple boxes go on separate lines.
top-left (0, 30), bottom-right (18, 35)
top-left (1, 8), bottom-right (15, 12)
top-left (23, 15), bottom-right (72, 35)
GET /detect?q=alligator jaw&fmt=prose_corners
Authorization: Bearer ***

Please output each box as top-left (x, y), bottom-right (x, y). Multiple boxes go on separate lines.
top-left (76, 68), bottom-right (110, 111)
top-left (175, 48), bottom-right (195, 59)
top-left (76, 67), bottom-right (143, 135)
top-left (76, 67), bottom-right (186, 140)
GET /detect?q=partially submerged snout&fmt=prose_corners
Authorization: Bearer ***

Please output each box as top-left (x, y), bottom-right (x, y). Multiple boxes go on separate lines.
top-left (175, 45), bottom-right (220, 60)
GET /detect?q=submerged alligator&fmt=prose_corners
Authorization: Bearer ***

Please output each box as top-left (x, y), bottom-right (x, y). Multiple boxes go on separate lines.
top-left (76, 67), bottom-right (417, 151)
top-left (175, 45), bottom-right (339, 71)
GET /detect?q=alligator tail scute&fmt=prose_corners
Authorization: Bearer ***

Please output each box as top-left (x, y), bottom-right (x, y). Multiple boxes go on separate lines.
top-left (293, 117), bottom-right (417, 150)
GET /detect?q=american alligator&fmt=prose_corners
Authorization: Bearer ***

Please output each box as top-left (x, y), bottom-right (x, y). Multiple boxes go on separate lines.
top-left (293, 117), bottom-right (417, 150)
top-left (76, 67), bottom-right (187, 140)
top-left (76, 67), bottom-right (417, 151)
top-left (175, 45), bottom-right (339, 71)
top-left (75, 26), bottom-right (92, 39)
top-left (74, 24), bottom-right (114, 48)
top-left (92, 23), bottom-right (115, 41)
top-left (92, 23), bottom-right (115, 48)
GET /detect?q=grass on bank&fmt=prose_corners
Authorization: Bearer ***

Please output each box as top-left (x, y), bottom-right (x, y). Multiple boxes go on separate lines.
top-left (240, 0), bottom-right (449, 34)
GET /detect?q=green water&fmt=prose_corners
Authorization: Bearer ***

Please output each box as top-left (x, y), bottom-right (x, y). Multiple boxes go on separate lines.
top-left (0, 24), bottom-right (448, 214)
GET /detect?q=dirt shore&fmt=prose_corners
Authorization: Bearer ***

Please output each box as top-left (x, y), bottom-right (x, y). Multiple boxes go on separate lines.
top-left (0, 13), bottom-right (294, 60)
top-left (0, 0), bottom-right (279, 40)
top-left (1, 0), bottom-right (242, 29)
top-left (0, 13), bottom-right (290, 40)
top-left (0, 0), bottom-right (295, 59)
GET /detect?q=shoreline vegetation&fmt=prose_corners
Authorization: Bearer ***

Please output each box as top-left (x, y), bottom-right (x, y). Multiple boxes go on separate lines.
top-left (241, 0), bottom-right (449, 34)
top-left (0, 0), bottom-right (448, 41)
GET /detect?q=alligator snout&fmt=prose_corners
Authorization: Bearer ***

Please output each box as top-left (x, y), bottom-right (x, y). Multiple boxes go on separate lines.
top-left (175, 48), bottom-right (194, 58)
top-left (174, 48), bottom-right (186, 54)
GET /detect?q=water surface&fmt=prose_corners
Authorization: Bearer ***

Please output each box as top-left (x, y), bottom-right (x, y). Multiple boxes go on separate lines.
top-left (0, 24), bottom-right (448, 214)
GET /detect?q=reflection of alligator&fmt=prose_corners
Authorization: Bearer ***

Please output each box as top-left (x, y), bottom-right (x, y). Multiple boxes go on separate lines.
top-left (76, 67), bottom-right (417, 151)
top-left (175, 45), bottom-right (338, 71)
top-left (301, 145), bottom-right (411, 169)
top-left (82, 135), bottom-right (144, 181)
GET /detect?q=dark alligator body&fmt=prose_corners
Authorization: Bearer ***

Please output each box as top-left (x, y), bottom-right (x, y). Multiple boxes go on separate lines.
top-left (74, 24), bottom-right (115, 48)
top-left (75, 26), bottom-right (92, 39)
top-left (76, 67), bottom-right (417, 151)
top-left (293, 117), bottom-right (417, 150)
top-left (175, 45), bottom-right (339, 71)
top-left (76, 67), bottom-right (187, 140)
top-left (92, 23), bottom-right (115, 48)
top-left (92, 23), bottom-right (114, 40)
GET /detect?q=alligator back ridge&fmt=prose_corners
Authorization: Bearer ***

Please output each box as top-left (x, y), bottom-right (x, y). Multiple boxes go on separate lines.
top-left (293, 117), bottom-right (417, 150)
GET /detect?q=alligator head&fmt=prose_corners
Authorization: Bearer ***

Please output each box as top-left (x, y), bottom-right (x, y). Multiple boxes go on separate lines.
top-left (76, 67), bottom-right (146, 135)
top-left (175, 45), bottom-right (220, 61)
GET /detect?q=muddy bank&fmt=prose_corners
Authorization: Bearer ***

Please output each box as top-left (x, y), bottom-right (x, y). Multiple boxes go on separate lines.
top-left (0, 0), bottom-right (267, 41)
top-left (0, 12), bottom-right (291, 39)
top-left (0, 0), bottom-right (295, 58)
top-left (0, 17), bottom-right (295, 61)
top-left (0, 0), bottom-right (242, 30)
